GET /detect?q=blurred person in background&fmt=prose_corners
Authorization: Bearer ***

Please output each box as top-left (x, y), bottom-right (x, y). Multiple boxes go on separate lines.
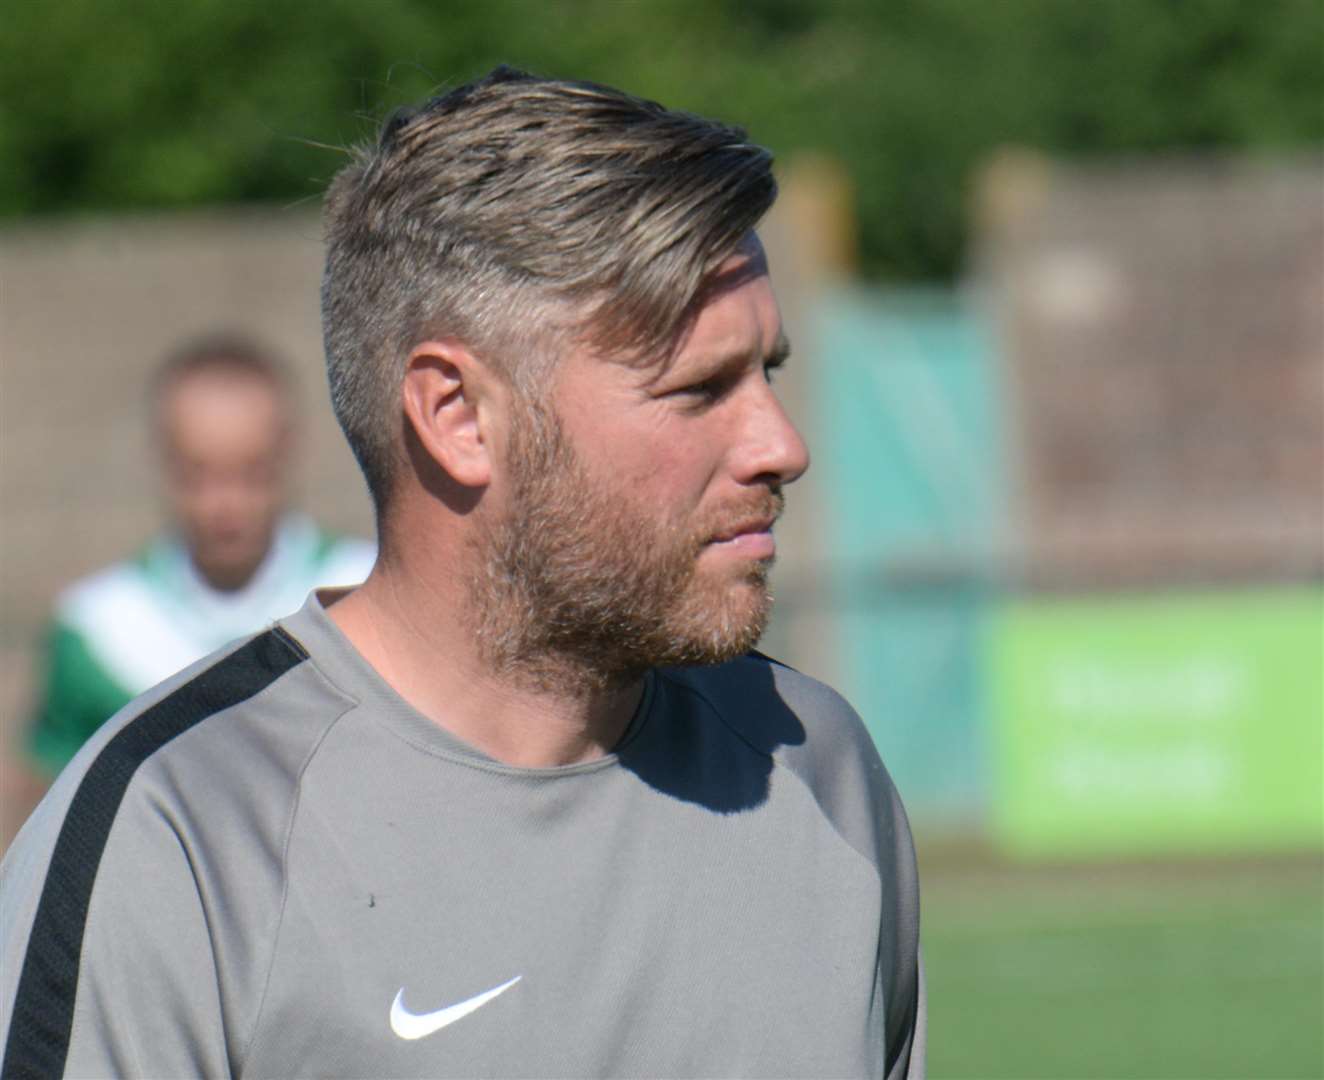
top-left (22, 333), bottom-right (376, 780)
top-left (1, 69), bottom-right (922, 1079)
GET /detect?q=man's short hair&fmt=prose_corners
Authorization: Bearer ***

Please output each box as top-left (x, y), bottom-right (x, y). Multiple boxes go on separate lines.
top-left (321, 64), bottom-right (777, 511)
top-left (153, 332), bottom-right (292, 408)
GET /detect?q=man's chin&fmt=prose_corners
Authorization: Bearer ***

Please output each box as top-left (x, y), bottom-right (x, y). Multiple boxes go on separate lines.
top-left (660, 579), bottom-right (771, 668)
top-left (193, 547), bottom-right (266, 592)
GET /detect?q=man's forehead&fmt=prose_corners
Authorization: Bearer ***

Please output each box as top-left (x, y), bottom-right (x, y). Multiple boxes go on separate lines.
top-left (657, 244), bottom-right (779, 368)
top-left (161, 369), bottom-right (285, 413)
top-left (700, 235), bottom-right (769, 304)
top-left (564, 235), bottom-right (776, 383)
top-left (158, 370), bottom-right (290, 446)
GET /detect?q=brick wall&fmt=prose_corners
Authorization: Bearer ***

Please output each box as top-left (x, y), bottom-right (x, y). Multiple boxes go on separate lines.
top-left (978, 155), bottom-right (1324, 589)
top-left (0, 209), bottom-right (367, 841)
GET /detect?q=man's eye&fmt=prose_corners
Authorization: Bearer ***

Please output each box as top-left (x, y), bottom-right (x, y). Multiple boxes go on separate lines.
top-left (676, 377), bottom-right (726, 403)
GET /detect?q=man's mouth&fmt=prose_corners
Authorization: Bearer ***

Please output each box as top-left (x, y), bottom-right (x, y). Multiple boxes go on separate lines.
top-left (705, 515), bottom-right (778, 561)
top-left (700, 490), bottom-right (784, 559)
top-left (709, 517), bottom-right (776, 544)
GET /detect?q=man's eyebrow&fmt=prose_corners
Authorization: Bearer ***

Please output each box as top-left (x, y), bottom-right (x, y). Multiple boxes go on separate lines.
top-left (707, 332), bottom-right (790, 374)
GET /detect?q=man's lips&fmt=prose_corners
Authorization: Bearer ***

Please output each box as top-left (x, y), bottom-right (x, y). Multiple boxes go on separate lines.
top-left (706, 517), bottom-right (777, 559)
top-left (709, 517), bottom-right (776, 544)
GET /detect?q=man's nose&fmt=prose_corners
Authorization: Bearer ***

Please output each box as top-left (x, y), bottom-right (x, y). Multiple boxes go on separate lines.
top-left (734, 384), bottom-right (810, 487)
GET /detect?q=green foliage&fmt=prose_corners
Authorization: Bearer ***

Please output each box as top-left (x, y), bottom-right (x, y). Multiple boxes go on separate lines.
top-left (2, 0), bottom-right (1320, 280)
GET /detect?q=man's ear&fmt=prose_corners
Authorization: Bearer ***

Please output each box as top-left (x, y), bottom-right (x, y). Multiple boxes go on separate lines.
top-left (401, 340), bottom-right (495, 489)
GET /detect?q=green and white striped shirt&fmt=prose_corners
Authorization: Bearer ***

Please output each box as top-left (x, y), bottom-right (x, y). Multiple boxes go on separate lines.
top-left (27, 514), bottom-right (374, 775)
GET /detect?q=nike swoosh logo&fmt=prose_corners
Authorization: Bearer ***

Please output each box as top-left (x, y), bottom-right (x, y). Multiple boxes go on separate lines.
top-left (389, 975), bottom-right (523, 1040)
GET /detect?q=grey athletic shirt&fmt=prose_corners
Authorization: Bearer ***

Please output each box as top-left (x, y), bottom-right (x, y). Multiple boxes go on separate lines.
top-left (1, 592), bottom-right (924, 1078)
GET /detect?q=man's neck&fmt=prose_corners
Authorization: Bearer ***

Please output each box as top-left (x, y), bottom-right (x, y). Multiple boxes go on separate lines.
top-left (325, 561), bottom-right (645, 768)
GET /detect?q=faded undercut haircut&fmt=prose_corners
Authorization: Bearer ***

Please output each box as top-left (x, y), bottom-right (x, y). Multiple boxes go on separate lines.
top-left (321, 64), bottom-right (777, 511)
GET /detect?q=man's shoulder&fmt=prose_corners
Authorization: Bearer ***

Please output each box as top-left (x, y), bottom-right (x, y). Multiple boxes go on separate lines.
top-left (45, 541), bottom-right (207, 695)
top-left (51, 553), bottom-right (154, 627)
top-left (35, 625), bottom-right (349, 825)
top-left (0, 626), bottom-right (361, 1075)
top-left (8, 624), bottom-right (363, 913)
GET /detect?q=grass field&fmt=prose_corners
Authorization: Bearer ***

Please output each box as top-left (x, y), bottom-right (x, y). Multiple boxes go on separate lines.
top-left (919, 850), bottom-right (1324, 1079)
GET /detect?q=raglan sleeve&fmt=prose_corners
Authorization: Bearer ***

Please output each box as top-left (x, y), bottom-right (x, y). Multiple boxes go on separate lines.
top-left (878, 764), bottom-right (925, 1080)
top-left (764, 662), bottom-right (926, 1080)
top-left (0, 772), bottom-right (236, 1079)
top-left (899, 948), bottom-right (927, 1080)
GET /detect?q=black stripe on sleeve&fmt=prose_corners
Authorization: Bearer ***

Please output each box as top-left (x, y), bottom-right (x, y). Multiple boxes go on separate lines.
top-left (1, 627), bottom-right (308, 1080)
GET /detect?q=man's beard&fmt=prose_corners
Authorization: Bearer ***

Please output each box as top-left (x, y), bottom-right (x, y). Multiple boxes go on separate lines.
top-left (465, 398), bottom-right (783, 695)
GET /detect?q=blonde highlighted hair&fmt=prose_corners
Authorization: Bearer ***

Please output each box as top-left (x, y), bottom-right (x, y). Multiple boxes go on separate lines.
top-left (321, 65), bottom-right (776, 510)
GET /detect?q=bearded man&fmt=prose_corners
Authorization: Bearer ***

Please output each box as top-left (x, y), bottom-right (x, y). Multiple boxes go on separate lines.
top-left (0, 67), bottom-right (924, 1079)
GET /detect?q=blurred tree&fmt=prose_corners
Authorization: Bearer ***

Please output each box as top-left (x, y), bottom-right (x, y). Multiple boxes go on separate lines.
top-left (1, 0), bottom-right (1319, 280)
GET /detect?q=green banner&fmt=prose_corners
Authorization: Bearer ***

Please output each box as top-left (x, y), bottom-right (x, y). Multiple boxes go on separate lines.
top-left (990, 589), bottom-right (1323, 856)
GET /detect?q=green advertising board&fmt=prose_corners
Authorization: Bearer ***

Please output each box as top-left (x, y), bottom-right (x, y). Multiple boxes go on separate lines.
top-left (990, 588), bottom-right (1323, 857)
